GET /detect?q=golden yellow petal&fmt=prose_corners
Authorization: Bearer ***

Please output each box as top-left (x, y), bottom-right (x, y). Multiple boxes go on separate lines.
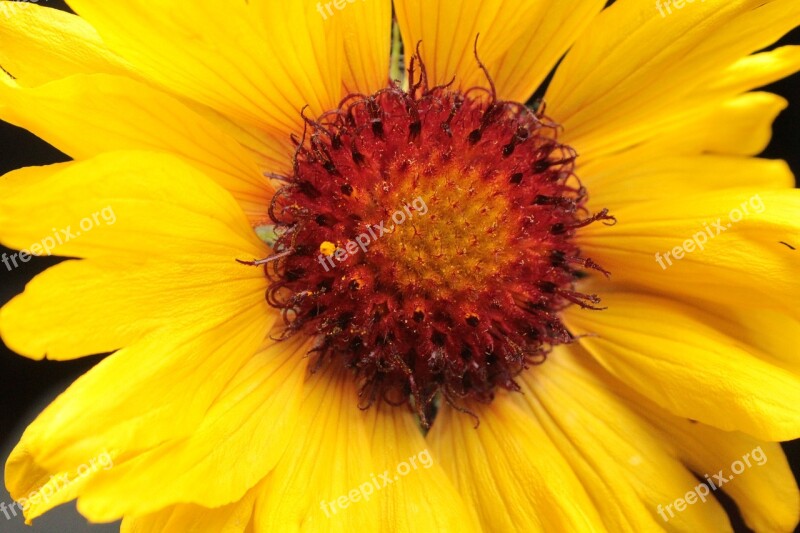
top-left (252, 365), bottom-right (381, 532)
top-left (651, 416), bottom-right (799, 532)
top-left (0, 151), bottom-right (270, 359)
top-left (565, 291), bottom-right (800, 441)
top-left (548, 0), bottom-right (800, 159)
top-left (336, 0), bottom-right (392, 94)
top-left (0, 151), bottom-right (264, 261)
top-left (579, 352), bottom-right (800, 532)
top-left (428, 398), bottom-right (605, 532)
top-left (514, 344), bottom-right (734, 532)
top-left (67, 0), bottom-right (343, 142)
top-left (582, 155), bottom-right (794, 213)
top-left (579, 188), bottom-right (800, 312)
top-left (121, 482), bottom-right (260, 533)
top-left (704, 45), bottom-right (800, 97)
top-left (0, 74), bottom-right (272, 219)
top-left (394, 0), bottom-right (540, 90)
top-left (75, 337), bottom-right (311, 521)
top-left (489, 0), bottom-right (605, 102)
top-left (362, 405), bottom-right (480, 532)
top-left (1, 256), bottom-right (269, 361)
top-left (6, 304), bottom-right (271, 523)
top-left (0, 3), bottom-right (130, 85)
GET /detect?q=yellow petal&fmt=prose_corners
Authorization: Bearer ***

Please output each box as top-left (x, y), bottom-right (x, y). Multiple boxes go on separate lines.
top-left (394, 0), bottom-right (540, 89)
top-left (0, 4), bottom-right (295, 183)
top-left (577, 89), bottom-right (787, 166)
top-left (1, 450), bottom-right (106, 527)
top-left (564, 291), bottom-right (800, 441)
top-left (0, 151), bottom-right (269, 359)
top-left (0, 74), bottom-right (272, 219)
top-left (362, 405), bottom-right (480, 532)
top-left (588, 357), bottom-right (800, 532)
top-left (489, 0), bottom-right (605, 102)
top-left (74, 337), bottom-right (310, 521)
top-left (67, 0), bottom-right (343, 139)
top-left (514, 344), bottom-right (733, 532)
top-left (686, 92), bottom-right (788, 156)
top-left (6, 303), bottom-right (271, 523)
top-left (582, 155), bottom-right (794, 213)
top-left (0, 151), bottom-right (264, 261)
top-left (250, 366), bottom-right (475, 533)
top-left (337, 0), bottom-right (392, 94)
top-left (609, 293), bottom-right (800, 375)
top-left (580, 188), bottom-right (800, 312)
top-left (1, 256), bottom-right (269, 361)
top-left (121, 483), bottom-right (260, 533)
top-left (548, 0), bottom-right (800, 159)
top-left (428, 398), bottom-right (604, 532)
top-left (706, 307), bottom-right (800, 375)
top-left (650, 415), bottom-right (799, 532)
top-left (184, 101), bottom-right (294, 187)
top-left (0, 3), bottom-right (130, 85)
top-left (704, 45), bottom-right (800, 97)
top-left (252, 365), bottom-right (380, 532)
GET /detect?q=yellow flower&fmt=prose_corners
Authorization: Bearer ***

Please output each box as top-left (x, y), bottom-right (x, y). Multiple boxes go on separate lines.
top-left (1, 0), bottom-right (800, 531)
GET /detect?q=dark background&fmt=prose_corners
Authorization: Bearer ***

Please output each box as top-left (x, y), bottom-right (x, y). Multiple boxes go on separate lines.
top-left (0, 1), bottom-right (798, 532)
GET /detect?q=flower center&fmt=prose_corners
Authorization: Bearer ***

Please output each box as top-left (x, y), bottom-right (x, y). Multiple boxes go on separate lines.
top-left (260, 53), bottom-right (614, 426)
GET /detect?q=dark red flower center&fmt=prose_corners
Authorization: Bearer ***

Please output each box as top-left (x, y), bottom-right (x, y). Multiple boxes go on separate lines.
top-left (257, 52), bottom-right (613, 427)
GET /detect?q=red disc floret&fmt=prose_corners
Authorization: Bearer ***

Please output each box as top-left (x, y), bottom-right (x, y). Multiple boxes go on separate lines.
top-left (264, 54), bottom-right (613, 426)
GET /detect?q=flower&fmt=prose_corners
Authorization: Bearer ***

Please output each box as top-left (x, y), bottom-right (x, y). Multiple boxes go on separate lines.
top-left (1, 0), bottom-right (800, 531)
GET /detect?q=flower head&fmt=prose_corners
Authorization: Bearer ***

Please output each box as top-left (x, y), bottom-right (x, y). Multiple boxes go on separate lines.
top-left (1, 0), bottom-right (799, 531)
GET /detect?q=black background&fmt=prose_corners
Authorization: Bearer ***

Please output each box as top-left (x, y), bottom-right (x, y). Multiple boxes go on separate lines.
top-left (0, 2), bottom-right (798, 532)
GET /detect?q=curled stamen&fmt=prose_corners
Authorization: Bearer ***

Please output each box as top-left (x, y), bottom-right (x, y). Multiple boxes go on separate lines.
top-left (237, 248), bottom-right (295, 266)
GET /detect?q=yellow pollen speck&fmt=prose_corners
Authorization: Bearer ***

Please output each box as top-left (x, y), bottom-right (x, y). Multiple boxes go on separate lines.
top-left (320, 241), bottom-right (336, 256)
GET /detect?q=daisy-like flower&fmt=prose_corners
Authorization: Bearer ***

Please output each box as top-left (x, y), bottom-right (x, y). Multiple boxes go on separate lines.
top-left (1, 0), bottom-right (800, 531)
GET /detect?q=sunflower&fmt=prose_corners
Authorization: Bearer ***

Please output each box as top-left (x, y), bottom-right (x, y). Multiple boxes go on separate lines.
top-left (1, 0), bottom-right (800, 531)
